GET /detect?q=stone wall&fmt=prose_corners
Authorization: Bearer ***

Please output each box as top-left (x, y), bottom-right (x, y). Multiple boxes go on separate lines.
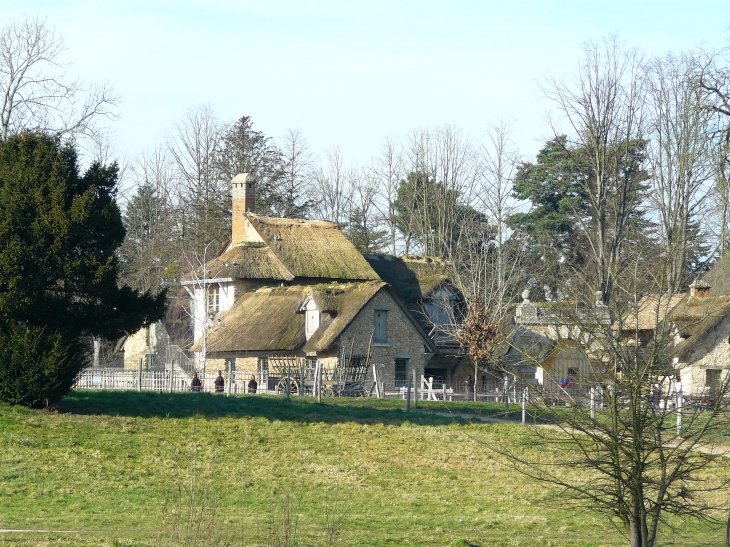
top-left (336, 290), bottom-right (427, 384)
top-left (679, 318), bottom-right (730, 394)
top-left (123, 321), bottom-right (170, 370)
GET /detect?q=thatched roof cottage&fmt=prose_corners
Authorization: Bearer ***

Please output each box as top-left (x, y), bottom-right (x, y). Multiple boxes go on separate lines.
top-left (667, 257), bottom-right (730, 395)
top-left (183, 174), bottom-right (435, 392)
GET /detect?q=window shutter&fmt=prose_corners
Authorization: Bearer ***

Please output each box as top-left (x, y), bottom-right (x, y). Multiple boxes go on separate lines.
top-left (374, 310), bottom-right (387, 343)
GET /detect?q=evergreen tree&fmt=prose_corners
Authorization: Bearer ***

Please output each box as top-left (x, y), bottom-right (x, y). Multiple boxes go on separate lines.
top-left (216, 116), bottom-right (285, 217)
top-left (0, 133), bottom-right (166, 407)
top-left (509, 136), bottom-right (652, 299)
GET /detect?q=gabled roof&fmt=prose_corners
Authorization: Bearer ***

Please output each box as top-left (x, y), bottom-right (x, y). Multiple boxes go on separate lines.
top-left (197, 281), bottom-right (436, 356)
top-left (248, 215), bottom-right (380, 280)
top-left (194, 287), bottom-right (306, 353)
top-left (183, 214), bottom-right (381, 284)
top-left (181, 243), bottom-right (294, 283)
top-left (669, 295), bottom-right (730, 362)
top-left (364, 254), bottom-right (454, 302)
top-left (303, 282), bottom-right (387, 352)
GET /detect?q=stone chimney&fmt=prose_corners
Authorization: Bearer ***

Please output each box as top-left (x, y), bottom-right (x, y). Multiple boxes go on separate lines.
top-left (231, 173), bottom-right (255, 245)
top-left (689, 279), bottom-right (710, 298)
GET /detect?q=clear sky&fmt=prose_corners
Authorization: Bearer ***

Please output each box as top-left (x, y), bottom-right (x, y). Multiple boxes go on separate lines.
top-left (3, 1), bottom-right (729, 168)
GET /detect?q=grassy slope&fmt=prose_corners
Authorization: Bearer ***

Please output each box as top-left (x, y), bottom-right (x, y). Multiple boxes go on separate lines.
top-left (0, 391), bottom-right (727, 547)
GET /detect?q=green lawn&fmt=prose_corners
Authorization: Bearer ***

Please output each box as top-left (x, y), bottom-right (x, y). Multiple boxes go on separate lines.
top-left (0, 390), bottom-right (727, 546)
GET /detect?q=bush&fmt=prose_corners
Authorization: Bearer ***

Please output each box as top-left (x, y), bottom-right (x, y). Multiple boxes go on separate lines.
top-left (0, 321), bottom-right (85, 408)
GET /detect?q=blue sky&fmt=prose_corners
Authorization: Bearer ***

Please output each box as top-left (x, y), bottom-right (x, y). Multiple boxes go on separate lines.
top-left (3, 1), bottom-right (729, 167)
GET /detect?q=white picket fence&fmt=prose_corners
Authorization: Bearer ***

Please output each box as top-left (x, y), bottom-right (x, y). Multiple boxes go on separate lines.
top-left (74, 369), bottom-right (255, 394)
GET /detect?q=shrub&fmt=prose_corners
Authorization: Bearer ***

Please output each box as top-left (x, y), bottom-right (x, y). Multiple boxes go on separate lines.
top-left (0, 321), bottom-right (84, 408)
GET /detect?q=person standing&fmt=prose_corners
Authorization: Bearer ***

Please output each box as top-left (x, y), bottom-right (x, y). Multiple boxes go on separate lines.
top-left (466, 375), bottom-right (474, 397)
top-left (214, 371), bottom-right (225, 392)
top-left (191, 372), bottom-right (202, 392)
top-left (248, 374), bottom-right (258, 394)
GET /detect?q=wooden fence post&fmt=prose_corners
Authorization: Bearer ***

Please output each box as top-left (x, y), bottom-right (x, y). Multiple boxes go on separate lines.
top-left (406, 375), bottom-right (411, 412)
top-left (503, 374), bottom-right (510, 414)
top-left (227, 361), bottom-right (232, 397)
top-left (590, 386), bottom-right (595, 422)
top-left (372, 363), bottom-right (381, 399)
top-left (286, 364), bottom-right (291, 400)
top-left (316, 361), bottom-right (322, 403)
top-left (677, 388), bottom-right (683, 435)
top-left (138, 358), bottom-right (143, 392)
top-left (169, 360), bottom-right (175, 393)
top-left (413, 369), bottom-right (418, 409)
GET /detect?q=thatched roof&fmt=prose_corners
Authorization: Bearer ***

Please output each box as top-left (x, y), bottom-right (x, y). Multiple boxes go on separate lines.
top-left (364, 254), bottom-right (454, 302)
top-left (702, 251), bottom-right (730, 296)
top-left (622, 294), bottom-right (685, 331)
top-left (668, 295), bottom-right (730, 362)
top-left (182, 243), bottom-right (294, 283)
top-left (195, 282), bottom-right (390, 354)
top-left (248, 215), bottom-right (380, 280)
top-left (194, 287), bottom-right (306, 353)
top-left (303, 282), bottom-right (387, 352)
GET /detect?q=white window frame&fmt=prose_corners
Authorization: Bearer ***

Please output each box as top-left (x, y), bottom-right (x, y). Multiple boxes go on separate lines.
top-left (208, 283), bottom-right (220, 313)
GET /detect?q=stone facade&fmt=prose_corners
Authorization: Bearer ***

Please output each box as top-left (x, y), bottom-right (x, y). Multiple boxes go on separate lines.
top-left (123, 321), bottom-right (170, 370)
top-left (677, 316), bottom-right (730, 395)
top-left (336, 290), bottom-right (428, 384)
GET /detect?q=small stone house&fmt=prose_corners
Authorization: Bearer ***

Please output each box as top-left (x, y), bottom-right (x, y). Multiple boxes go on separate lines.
top-left (616, 252), bottom-right (730, 396)
top-left (121, 321), bottom-right (170, 370)
top-left (364, 254), bottom-right (468, 385)
top-left (183, 174), bottom-right (436, 389)
top-left (668, 264), bottom-right (730, 395)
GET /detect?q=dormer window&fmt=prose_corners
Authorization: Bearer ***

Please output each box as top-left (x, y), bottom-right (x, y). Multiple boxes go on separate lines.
top-left (304, 298), bottom-right (320, 339)
top-left (208, 284), bottom-right (220, 313)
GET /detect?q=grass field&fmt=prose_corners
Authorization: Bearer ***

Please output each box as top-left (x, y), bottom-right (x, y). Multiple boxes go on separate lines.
top-left (0, 390), bottom-right (728, 546)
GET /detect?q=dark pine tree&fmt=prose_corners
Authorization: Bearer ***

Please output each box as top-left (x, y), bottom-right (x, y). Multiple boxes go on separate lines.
top-left (0, 133), bottom-right (167, 407)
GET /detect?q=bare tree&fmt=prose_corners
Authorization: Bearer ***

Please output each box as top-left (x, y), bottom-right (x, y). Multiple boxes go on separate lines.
top-left (0, 16), bottom-right (118, 142)
top-left (541, 37), bottom-right (648, 303)
top-left (278, 128), bottom-right (313, 218)
top-left (696, 49), bottom-right (730, 256)
top-left (167, 105), bottom-right (226, 256)
top-left (370, 135), bottom-right (404, 254)
top-left (309, 146), bottom-right (352, 225)
top-left (120, 144), bottom-right (179, 292)
top-left (499, 262), bottom-right (729, 547)
top-left (646, 52), bottom-right (714, 292)
top-left (476, 120), bottom-right (524, 312)
top-left (344, 167), bottom-right (388, 253)
top-left (400, 125), bottom-right (479, 257)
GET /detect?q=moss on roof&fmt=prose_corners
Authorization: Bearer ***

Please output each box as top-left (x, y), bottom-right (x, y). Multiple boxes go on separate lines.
top-left (196, 282), bottom-right (388, 354)
top-left (668, 295), bottom-right (730, 362)
top-left (182, 244), bottom-right (294, 282)
top-left (303, 282), bottom-right (387, 352)
top-left (249, 215), bottom-right (380, 281)
top-left (364, 254), bottom-right (453, 301)
top-left (195, 287), bottom-right (306, 353)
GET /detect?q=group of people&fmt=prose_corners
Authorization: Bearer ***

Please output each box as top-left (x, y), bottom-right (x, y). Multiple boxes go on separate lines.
top-left (189, 371), bottom-right (259, 394)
